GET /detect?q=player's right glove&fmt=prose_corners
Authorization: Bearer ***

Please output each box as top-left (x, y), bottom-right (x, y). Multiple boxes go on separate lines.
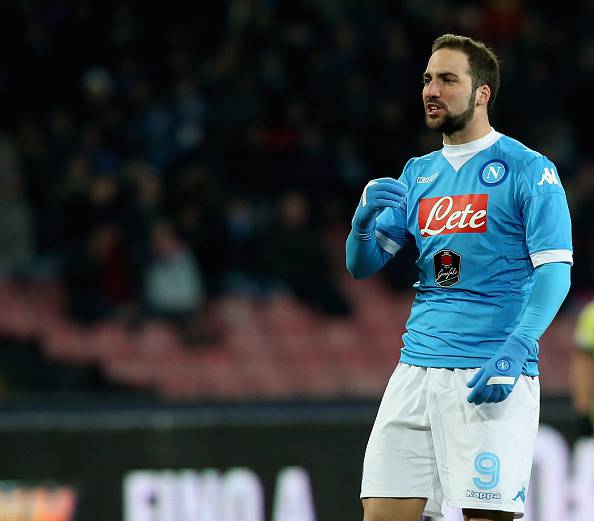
top-left (467, 333), bottom-right (533, 405)
top-left (351, 177), bottom-right (407, 238)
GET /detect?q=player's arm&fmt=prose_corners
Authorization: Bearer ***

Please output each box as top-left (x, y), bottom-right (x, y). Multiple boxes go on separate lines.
top-left (513, 262), bottom-right (571, 340)
top-left (345, 177), bottom-right (408, 279)
top-left (467, 262), bottom-right (571, 404)
top-left (468, 156), bottom-right (573, 404)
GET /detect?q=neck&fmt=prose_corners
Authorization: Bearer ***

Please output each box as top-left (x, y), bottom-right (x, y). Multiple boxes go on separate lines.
top-left (443, 116), bottom-right (492, 145)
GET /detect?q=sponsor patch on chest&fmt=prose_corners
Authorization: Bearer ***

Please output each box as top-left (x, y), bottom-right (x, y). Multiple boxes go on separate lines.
top-left (433, 249), bottom-right (461, 287)
top-left (418, 194), bottom-right (488, 237)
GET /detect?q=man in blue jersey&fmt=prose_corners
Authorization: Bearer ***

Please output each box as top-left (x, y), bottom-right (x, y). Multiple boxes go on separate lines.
top-left (346, 34), bottom-right (572, 521)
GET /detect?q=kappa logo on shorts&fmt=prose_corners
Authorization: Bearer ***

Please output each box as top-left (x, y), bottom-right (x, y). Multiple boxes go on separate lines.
top-left (466, 490), bottom-right (502, 501)
top-left (513, 485), bottom-right (526, 503)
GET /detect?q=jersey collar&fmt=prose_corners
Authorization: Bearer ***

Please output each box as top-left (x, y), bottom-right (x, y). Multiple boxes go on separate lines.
top-left (442, 128), bottom-right (502, 171)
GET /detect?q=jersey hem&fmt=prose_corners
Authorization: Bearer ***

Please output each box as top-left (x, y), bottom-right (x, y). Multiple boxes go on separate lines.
top-left (447, 501), bottom-right (523, 518)
top-left (359, 491), bottom-right (443, 518)
top-left (399, 354), bottom-right (539, 376)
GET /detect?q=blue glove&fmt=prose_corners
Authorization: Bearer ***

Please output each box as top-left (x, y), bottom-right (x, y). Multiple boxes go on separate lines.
top-left (467, 334), bottom-right (533, 405)
top-left (351, 177), bottom-right (407, 238)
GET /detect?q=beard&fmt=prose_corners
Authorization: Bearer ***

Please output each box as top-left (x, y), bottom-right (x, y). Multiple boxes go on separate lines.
top-left (425, 90), bottom-right (477, 135)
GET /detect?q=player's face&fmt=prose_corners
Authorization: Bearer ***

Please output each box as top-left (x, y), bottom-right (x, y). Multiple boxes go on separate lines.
top-left (422, 48), bottom-right (477, 134)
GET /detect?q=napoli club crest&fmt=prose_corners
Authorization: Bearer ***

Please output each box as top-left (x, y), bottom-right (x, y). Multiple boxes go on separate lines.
top-left (433, 249), bottom-right (461, 287)
top-left (479, 160), bottom-right (508, 186)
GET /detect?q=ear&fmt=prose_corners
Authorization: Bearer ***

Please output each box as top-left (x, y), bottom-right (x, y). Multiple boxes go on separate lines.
top-left (476, 84), bottom-right (491, 107)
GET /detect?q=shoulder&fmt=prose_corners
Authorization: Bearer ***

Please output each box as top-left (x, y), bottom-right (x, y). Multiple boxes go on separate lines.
top-left (495, 134), bottom-right (563, 189)
top-left (397, 151), bottom-right (442, 187)
top-left (494, 134), bottom-right (544, 169)
top-left (403, 150), bottom-right (442, 172)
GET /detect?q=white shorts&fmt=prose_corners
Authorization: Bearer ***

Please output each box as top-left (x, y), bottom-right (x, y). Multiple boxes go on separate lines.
top-left (361, 363), bottom-right (540, 518)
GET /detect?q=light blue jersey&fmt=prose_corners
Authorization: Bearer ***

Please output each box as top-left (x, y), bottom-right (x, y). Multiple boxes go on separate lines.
top-left (375, 130), bottom-right (573, 375)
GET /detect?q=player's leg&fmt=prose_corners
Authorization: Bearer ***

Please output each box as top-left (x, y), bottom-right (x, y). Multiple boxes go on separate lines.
top-left (462, 508), bottom-right (514, 520)
top-left (362, 497), bottom-right (427, 521)
top-left (361, 364), bottom-right (445, 519)
top-left (428, 368), bottom-right (539, 519)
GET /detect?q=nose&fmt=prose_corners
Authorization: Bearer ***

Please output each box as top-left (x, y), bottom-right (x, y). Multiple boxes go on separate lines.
top-left (425, 79), bottom-right (441, 98)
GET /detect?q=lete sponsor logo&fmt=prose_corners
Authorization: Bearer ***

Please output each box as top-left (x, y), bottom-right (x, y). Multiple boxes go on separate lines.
top-left (418, 194), bottom-right (488, 237)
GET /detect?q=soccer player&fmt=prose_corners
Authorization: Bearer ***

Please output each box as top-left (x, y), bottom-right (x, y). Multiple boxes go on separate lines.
top-left (345, 34), bottom-right (572, 521)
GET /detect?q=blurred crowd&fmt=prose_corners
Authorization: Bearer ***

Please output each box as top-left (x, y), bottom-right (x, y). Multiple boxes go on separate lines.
top-left (1, 0), bottom-right (594, 339)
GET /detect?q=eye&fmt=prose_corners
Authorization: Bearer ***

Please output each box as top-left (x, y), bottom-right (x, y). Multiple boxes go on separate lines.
top-left (422, 77), bottom-right (431, 85)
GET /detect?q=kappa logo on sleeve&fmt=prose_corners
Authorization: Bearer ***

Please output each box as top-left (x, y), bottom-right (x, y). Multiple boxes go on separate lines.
top-left (418, 194), bottom-right (488, 237)
top-left (537, 167), bottom-right (559, 186)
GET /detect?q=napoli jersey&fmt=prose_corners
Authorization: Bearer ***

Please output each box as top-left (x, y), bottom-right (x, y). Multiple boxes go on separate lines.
top-left (375, 129), bottom-right (573, 375)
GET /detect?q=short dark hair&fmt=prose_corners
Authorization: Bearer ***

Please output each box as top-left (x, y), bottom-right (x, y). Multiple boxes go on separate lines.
top-left (432, 34), bottom-right (500, 112)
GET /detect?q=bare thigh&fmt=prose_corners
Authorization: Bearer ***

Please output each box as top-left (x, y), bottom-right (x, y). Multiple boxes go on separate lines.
top-left (362, 497), bottom-right (427, 521)
top-left (463, 509), bottom-right (515, 521)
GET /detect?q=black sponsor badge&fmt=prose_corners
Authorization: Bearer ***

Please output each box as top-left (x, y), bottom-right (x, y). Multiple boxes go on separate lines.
top-left (433, 249), bottom-right (461, 287)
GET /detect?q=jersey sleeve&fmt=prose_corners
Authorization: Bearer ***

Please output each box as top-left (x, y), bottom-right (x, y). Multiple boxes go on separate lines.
top-left (575, 302), bottom-right (594, 353)
top-left (375, 158), bottom-right (415, 255)
top-left (517, 156), bottom-right (573, 267)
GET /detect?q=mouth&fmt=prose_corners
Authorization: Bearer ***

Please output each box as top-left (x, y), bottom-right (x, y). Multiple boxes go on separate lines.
top-left (425, 103), bottom-right (444, 116)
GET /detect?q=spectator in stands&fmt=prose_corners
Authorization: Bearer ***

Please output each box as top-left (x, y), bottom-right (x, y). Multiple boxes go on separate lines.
top-left (0, 175), bottom-right (35, 278)
top-left (168, 164), bottom-right (228, 296)
top-left (63, 223), bottom-right (133, 323)
top-left (264, 191), bottom-right (351, 316)
top-left (220, 197), bottom-right (269, 298)
top-left (142, 220), bottom-right (208, 343)
top-left (123, 159), bottom-right (165, 298)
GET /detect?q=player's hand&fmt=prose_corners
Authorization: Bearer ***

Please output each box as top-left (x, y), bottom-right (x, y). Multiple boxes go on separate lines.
top-left (467, 334), bottom-right (533, 405)
top-left (351, 177), bottom-right (408, 232)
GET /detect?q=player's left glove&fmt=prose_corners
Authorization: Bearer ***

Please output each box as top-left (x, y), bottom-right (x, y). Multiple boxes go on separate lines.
top-left (351, 177), bottom-right (407, 236)
top-left (467, 333), bottom-right (533, 405)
